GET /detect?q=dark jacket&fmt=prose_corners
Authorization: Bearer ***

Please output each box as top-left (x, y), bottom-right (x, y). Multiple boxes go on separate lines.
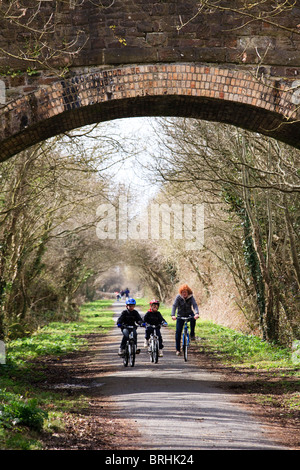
top-left (171, 294), bottom-right (199, 318)
top-left (117, 309), bottom-right (143, 327)
top-left (144, 309), bottom-right (166, 326)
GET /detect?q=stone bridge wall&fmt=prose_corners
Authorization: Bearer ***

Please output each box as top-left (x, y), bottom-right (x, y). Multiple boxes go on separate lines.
top-left (1, 0), bottom-right (300, 103)
top-left (1, 0), bottom-right (300, 157)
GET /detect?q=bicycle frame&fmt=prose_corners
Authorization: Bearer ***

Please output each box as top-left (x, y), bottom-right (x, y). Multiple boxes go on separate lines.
top-left (122, 325), bottom-right (137, 367)
top-left (180, 316), bottom-right (193, 362)
top-left (146, 324), bottom-right (160, 363)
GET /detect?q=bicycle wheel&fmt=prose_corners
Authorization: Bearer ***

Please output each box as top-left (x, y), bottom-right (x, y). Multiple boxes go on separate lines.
top-left (154, 339), bottom-right (158, 364)
top-left (123, 344), bottom-right (129, 367)
top-left (149, 338), bottom-right (154, 362)
top-left (183, 331), bottom-right (188, 361)
top-left (129, 340), bottom-right (135, 367)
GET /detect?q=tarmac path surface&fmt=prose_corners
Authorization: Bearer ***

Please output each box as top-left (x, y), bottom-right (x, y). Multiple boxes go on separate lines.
top-left (96, 301), bottom-right (286, 450)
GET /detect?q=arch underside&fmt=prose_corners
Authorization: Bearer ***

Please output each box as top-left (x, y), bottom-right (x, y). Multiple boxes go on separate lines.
top-left (1, 63), bottom-right (300, 160)
top-left (1, 94), bottom-right (300, 161)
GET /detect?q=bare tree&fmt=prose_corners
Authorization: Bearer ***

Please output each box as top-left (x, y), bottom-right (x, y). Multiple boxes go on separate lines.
top-left (146, 117), bottom-right (299, 343)
top-left (0, 0), bottom-right (111, 75)
top-left (0, 130), bottom-right (123, 339)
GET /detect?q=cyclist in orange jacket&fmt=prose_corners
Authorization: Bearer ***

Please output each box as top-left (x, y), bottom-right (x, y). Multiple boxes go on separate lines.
top-left (171, 284), bottom-right (199, 355)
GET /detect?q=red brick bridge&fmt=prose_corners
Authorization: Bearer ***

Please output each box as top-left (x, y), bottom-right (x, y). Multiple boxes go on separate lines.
top-left (1, 0), bottom-right (300, 160)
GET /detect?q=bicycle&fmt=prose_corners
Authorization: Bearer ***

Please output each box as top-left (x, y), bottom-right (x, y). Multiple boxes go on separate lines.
top-left (121, 324), bottom-right (138, 367)
top-left (146, 324), bottom-right (160, 363)
top-left (145, 322), bottom-right (167, 363)
top-left (180, 316), bottom-right (194, 362)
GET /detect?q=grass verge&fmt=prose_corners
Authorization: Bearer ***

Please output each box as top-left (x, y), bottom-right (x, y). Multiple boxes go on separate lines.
top-left (0, 300), bottom-right (114, 450)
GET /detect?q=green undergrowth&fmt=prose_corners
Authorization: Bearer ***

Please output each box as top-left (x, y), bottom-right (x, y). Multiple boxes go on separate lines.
top-left (0, 299), bottom-right (114, 450)
top-left (196, 321), bottom-right (294, 369)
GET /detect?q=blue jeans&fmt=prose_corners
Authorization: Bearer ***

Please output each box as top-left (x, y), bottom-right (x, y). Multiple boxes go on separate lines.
top-left (175, 318), bottom-right (195, 351)
top-left (120, 327), bottom-right (137, 348)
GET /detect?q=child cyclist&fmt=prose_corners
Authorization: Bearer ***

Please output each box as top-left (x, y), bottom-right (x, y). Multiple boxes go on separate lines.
top-left (117, 298), bottom-right (144, 355)
top-left (144, 299), bottom-right (167, 357)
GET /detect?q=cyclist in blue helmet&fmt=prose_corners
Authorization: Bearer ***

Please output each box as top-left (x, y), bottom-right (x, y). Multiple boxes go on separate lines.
top-left (117, 298), bottom-right (144, 355)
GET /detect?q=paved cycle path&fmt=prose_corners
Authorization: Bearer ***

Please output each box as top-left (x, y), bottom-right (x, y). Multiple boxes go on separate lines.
top-left (96, 301), bottom-right (286, 450)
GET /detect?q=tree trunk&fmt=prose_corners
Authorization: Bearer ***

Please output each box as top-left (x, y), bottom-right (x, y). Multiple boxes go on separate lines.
top-left (242, 162), bottom-right (277, 342)
top-left (283, 195), bottom-right (300, 290)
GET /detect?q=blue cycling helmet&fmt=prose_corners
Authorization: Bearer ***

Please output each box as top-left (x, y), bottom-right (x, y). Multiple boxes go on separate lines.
top-left (126, 298), bottom-right (136, 305)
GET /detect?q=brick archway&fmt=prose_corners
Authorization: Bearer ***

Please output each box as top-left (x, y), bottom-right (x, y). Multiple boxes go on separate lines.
top-left (1, 63), bottom-right (300, 160)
